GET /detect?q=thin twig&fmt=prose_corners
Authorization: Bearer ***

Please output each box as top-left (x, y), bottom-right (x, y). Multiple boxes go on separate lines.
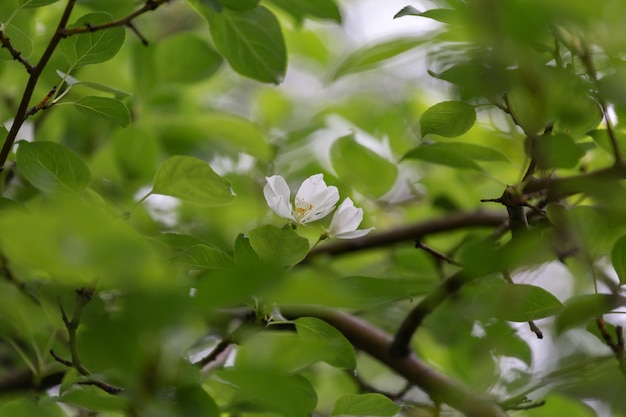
top-left (0, 30), bottom-right (34, 72)
top-left (502, 272), bottom-right (543, 339)
top-left (415, 240), bottom-right (461, 266)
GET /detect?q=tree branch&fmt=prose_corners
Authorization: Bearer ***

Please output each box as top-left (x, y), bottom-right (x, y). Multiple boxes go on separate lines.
top-left (282, 306), bottom-right (510, 417)
top-left (306, 210), bottom-right (507, 259)
top-left (0, 29), bottom-right (35, 73)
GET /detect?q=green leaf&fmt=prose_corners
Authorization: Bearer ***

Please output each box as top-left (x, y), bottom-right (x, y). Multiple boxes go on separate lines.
top-left (175, 385), bottom-right (220, 417)
top-left (71, 96), bottom-right (130, 127)
top-left (0, 396), bottom-right (66, 417)
top-left (330, 133), bottom-right (397, 197)
top-left (332, 37), bottom-right (425, 80)
top-left (403, 142), bottom-right (483, 171)
top-left (556, 294), bottom-right (621, 333)
top-left (521, 393), bottom-right (596, 417)
top-left (57, 386), bottom-right (129, 412)
top-left (220, 0), bottom-right (259, 10)
top-left (332, 393), bottom-right (401, 417)
top-left (159, 233), bottom-right (233, 269)
top-left (156, 33), bottom-right (223, 83)
top-left (394, 7), bottom-right (459, 24)
top-left (0, 24), bottom-right (32, 61)
top-left (16, 141), bottom-right (91, 194)
top-left (248, 225), bottom-right (310, 265)
top-left (587, 129), bottom-right (626, 156)
top-left (534, 132), bottom-right (585, 169)
top-left (60, 13), bottom-right (125, 68)
top-left (217, 369), bottom-right (317, 417)
top-left (420, 101), bottom-right (476, 138)
top-left (612, 235), bottom-right (626, 285)
top-left (266, 0), bottom-right (341, 24)
top-left (56, 70), bottom-right (130, 99)
top-left (195, 5), bottom-right (287, 83)
top-left (467, 282), bottom-right (563, 322)
top-left (294, 317), bottom-right (356, 369)
top-left (333, 276), bottom-right (418, 307)
top-left (151, 156), bottom-right (236, 207)
top-left (405, 142), bottom-right (508, 163)
top-left (19, 0), bottom-right (60, 8)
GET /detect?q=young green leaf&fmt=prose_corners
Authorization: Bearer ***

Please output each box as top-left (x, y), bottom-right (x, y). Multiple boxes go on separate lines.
top-left (294, 317), bottom-right (356, 369)
top-left (16, 141), bottom-right (91, 194)
top-left (266, 0), bottom-right (342, 24)
top-left (194, 5), bottom-right (286, 83)
top-left (330, 134), bottom-right (397, 197)
top-left (419, 101), bottom-right (476, 138)
top-left (248, 225), bottom-right (310, 265)
top-left (611, 235), bottom-right (626, 285)
top-left (71, 96), bottom-right (131, 127)
top-left (151, 156), bottom-right (236, 206)
top-left (403, 142), bottom-right (483, 171)
top-left (332, 393), bottom-right (401, 417)
top-left (405, 142), bottom-right (508, 163)
top-left (332, 37), bottom-right (425, 80)
top-left (60, 13), bottom-right (125, 68)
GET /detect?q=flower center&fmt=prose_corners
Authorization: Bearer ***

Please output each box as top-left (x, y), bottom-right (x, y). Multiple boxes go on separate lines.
top-left (294, 198), bottom-right (313, 221)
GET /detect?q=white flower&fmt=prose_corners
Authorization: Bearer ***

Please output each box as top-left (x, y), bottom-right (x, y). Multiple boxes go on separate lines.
top-left (264, 174), bottom-right (339, 224)
top-left (326, 197), bottom-right (374, 239)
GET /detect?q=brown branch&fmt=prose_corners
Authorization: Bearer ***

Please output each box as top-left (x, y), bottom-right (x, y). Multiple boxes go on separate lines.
top-left (389, 271), bottom-right (475, 357)
top-left (0, 0), bottom-right (77, 171)
top-left (415, 240), bottom-right (461, 266)
top-left (307, 210), bottom-right (507, 259)
top-left (59, 0), bottom-right (170, 43)
top-left (595, 317), bottom-right (626, 375)
top-left (282, 306), bottom-right (510, 417)
top-left (0, 30), bottom-right (34, 72)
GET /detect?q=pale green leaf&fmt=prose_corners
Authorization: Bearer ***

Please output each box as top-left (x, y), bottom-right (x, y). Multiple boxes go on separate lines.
top-left (330, 133), bottom-right (397, 197)
top-left (60, 13), bottom-right (125, 68)
top-left (151, 156), bottom-right (236, 207)
top-left (16, 141), bottom-right (91, 194)
top-left (332, 393), bottom-right (400, 417)
top-left (56, 70), bottom-right (130, 99)
top-left (556, 294), bottom-right (619, 333)
top-left (248, 225), bottom-right (310, 266)
top-left (71, 96), bottom-right (130, 127)
top-left (332, 37), bottom-right (425, 80)
top-left (294, 317), bottom-right (356, 369)
top-left (420, 101), bottom-right (476, 138)
top-left (405, 142), bottom-right (508, 163)
top-left (19, 0), bottom-right (60, 8)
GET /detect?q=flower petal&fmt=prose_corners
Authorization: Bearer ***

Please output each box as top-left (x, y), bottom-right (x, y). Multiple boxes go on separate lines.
top-left (334, 227), bottom-right (375, 239)
top-left (295, 174), bottom-right (339, 223)
top-left (264, 175), bottom-right (294, 220)
top-left (327, 198), bottom-right (374, 239)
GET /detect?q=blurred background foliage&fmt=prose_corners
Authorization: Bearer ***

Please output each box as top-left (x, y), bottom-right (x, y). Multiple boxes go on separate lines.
top-left (2, 0), bottom-right (626, 416)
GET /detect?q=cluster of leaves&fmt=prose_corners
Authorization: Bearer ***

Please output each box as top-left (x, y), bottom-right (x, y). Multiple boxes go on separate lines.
top-left (1, 1), bottom-right (626, 417)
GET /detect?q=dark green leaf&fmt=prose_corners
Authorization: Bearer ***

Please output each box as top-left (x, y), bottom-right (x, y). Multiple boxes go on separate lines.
top-left (156, 33), bottom-right (223, 83)
top-left (16, 141), bottom-right (91, 194)
top-left (218, 369), bottom-right (317, 416)
top-left (248, 225), bottom-right (310, 265)
top-left (72, 96), bottom-right (130, 127)
top-left (394, 5), bottom-right (421, 19)
top-left (194, 4), bottom-right (286, 83)
top-left (151, 156), bottom-right (236, 207)
top-left (0, 396), bottom-right (66, 417)
top-left (159, 233), bottom-right (233, 269)
top-left (266, 0), bottom-right (341, 24)
top-left (403, 142), bottom-right (483, 171)
top-left (330, 133), bottom-right (397, 197)
top-left (220, 0), bottom-right (259, 10)
top-left (332, 393), bottom-right (400, 417)
top-left (294, 317), bottom-right (356, 369)
top-left (332, 37), bottom-right (425, 80)
top-left (612, 235), bottom-right (626, 285)
top-left (57, 386), bottom-right (129, 412)
top-left (556, 294), bottom-right (620, 333)
top-left (534, 132), bottom-right (585, 169)
top-left (420, 101), bottom-right (476, 138)
top-left (175, 385), bottom-right (220, 417)
top-left (60, 13), bottom-right (125, 68)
